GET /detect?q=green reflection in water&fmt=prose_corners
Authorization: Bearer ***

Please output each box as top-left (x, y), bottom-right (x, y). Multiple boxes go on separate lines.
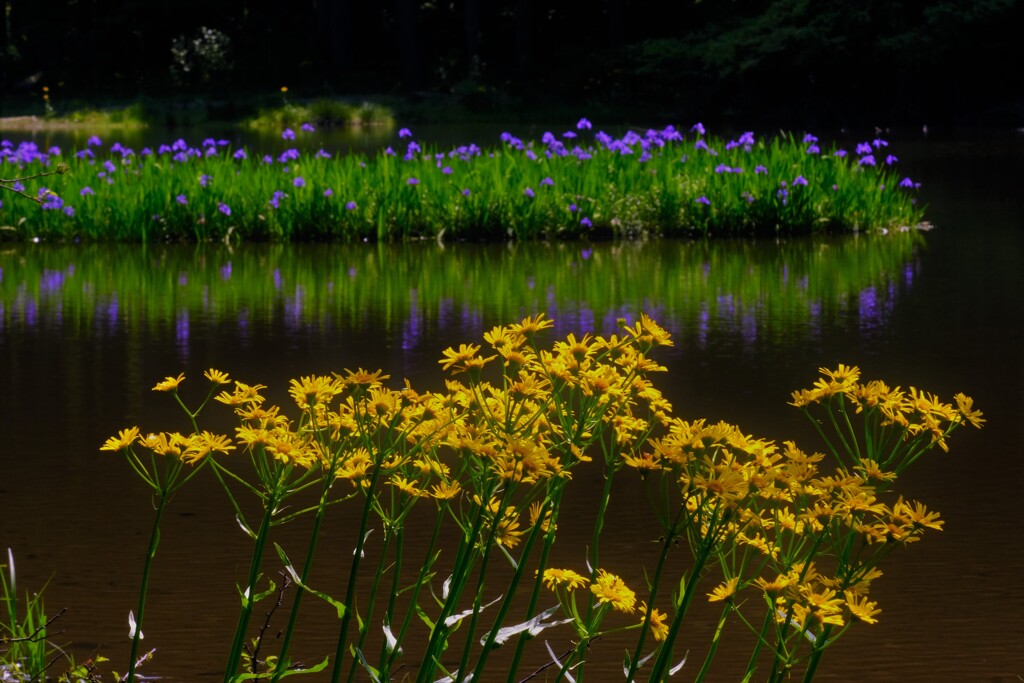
top-left (0, 232), bottom-right (922, 349)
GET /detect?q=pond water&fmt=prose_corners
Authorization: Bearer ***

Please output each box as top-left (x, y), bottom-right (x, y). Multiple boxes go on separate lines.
top-left (1, 131), bottom-right (1022, 682)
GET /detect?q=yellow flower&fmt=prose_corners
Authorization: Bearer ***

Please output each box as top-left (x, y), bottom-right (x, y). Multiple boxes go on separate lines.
top-left (289, 374), bottom-right (343, 410)
top-left (100, 426), bottom-right (141, 452)
top-left (893, 497), bottom-right (944, 531)
top-left (182, 431), bottom-right (235, 465)
top-left (707, 577), bottom-right (740, 603)
top-left (621, 313), bottom-right (674, 349)
top-left (390, 474), bottom-right (425, 497)
top-left (844, 591), bottom-right (881, 624)
top-left (511, 312), bottom-right (554, 338)
top-left (439, 343), bottom-right (496, 373)
top-left (590, 569), bottom-right (636, 613)
top-left (215, 381), bottom-right (267, 406)
top-left (430, 480), bottom-right (462, 500)
top-left (954, 392), bottom-right (985, 429)
top-left (204, 368), bottom-right (231, 385)
top-left (542, 568), bottom-right (588, 592)
top-left (152, 373), bottom-right (185, 392)
top-left (754, 573), bottom-right (794, 598)
top-left (639, 602), bottom-right (670, 641)
top-left (335, 367), bottom-right (390, 390)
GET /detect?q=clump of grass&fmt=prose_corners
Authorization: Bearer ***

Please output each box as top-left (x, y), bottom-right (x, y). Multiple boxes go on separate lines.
top-left (0, 121), bottom-right (925, 243)
top-left (1, 549), bottom-right (107, 682)
top-left (245, 99), bottom-right (395, 130)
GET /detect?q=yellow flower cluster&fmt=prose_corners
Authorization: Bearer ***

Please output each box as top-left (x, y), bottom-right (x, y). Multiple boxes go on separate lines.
top-left (100, 323), bottom-right (984, 678)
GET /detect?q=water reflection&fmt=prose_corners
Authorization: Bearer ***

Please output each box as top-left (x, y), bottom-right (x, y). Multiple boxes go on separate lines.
top-left (0, 234), bottom-right (921, 357)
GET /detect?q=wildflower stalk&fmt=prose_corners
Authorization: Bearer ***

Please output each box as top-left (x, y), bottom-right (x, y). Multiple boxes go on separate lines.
top-left (504, 508), bottom-right (558, 683)
top-left (415, 497), bottom-right (490, 683)
top-left (380, 511), bottom-right (443, 676)
top-left (269, 477), bottom-right (331, 682)
top-left (470, 497), bottom-right (553, 680)
top-left (329, 463), bottom-right (383, 683)
top-left (223, 484), bottom-right (281, 683)
top-left (125, 495), bottom-right (165, 683)
top-left (624, 505), bottom-right (687, 681)
top-left (345, 527), bottom-right (394, 683)
top-left (693, 603), bottom-right (731, 682)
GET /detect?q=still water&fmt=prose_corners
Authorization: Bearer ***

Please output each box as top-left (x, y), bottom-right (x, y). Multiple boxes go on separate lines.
top-left (1, 132), bottom-right (1022, 681)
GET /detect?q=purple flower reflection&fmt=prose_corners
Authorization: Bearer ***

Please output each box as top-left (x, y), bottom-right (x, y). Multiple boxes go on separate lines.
top-left (220, 262), bottom-right (232, 280)
top-left (176, 310), bottom-right (190, 356)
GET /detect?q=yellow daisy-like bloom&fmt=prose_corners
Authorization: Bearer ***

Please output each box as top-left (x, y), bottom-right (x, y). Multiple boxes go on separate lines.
top-left (152, 373), bottom-right (185, 392)
top-left (542, 568), bottom-right (589, 592)
top-left (511, 312), bottom-right (554, 338)
top-left (181, 431), bottom-right (235, 465)
top-left (621, 313), bottom-right (674, 350)
top-left (439, 343), bottom-right (496, 374)
top-left (289, 374), bottom-right (343, 410)
top-left (430, 480), bottom-right (462, 500)
top-left (638, 602), bottom-right (670, 641)
top-left (707, 577), bottom-right (740, 603)
top-left (483, 325), bottom-right (524, 352)
top-left (215, 381), bottom-right (267, 406)
top-left (844, 591), bottom-right (881, 624)
top-left (100, 426), bottom-right (141, 452)
top-left (139, 431), bottom-right (189, 457)
top-left (390, 474), bottom-right (425, 497)
top-left (204, 368), bottom-right (231, 385)
top-left (953, 392), bottom-right (985, 429)
top-left (754, 573), bottom-right (795, 598)
top-left (590, 569), bottom-right (636, 613)
top-left (893, 497), bottom-right (944, 531)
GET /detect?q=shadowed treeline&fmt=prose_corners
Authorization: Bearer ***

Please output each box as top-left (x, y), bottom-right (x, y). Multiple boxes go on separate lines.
top-left (1, 1), bottom-right (1020, 128)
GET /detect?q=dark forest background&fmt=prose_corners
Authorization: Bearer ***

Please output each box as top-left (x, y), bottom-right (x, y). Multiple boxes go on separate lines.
top-left (1, 0), bottom-right (1021, 128)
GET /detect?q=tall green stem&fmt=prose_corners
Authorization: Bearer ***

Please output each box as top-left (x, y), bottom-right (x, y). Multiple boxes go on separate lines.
top-left (126, 495), bottom-right (167, 683)
top-left (329, 466), bottom-right (383, 683)
top-left (223, 495), bottom-right (278, 683)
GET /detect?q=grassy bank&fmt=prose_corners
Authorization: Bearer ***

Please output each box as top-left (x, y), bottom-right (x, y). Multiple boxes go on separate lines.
top-left (0, 121), bottom-right (925, 242)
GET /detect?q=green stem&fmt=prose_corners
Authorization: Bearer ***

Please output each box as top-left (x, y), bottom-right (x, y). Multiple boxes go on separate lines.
top-left (647, 546), bottom-right (712, 682)
top-left (741, 608), bottom-right (775, 680)
top-left (800, 623), bottom-right (835, 682)
top-left (345, 527), bottom-right (394, 683)
top-left (624, 506), bottom-right (684, 682)
top-left (126, 495), bottom-right (167, 683)
top-left (223, 494), bottom-right (278, 683)
top-left (329, 466), bottom-right (384, 683)
top-left (270, 493), bottom-right (330, 682)
top-left (471, 498), bottom-right (551, 681)
top-left (693, 604), bottom-right (730, 683)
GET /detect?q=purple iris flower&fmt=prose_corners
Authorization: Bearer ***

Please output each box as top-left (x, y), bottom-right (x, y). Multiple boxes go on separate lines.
top-left (577, 118), bottom-right (592, 130)
top-left (293, 176), bottom-right (306, 188)
top-left (176, 194), bottom-right (188, 205)
top-left (87, 135), bottom-right (102, 147)
top-left (282, 128), bottom-right (296, 140)
top-left (407, 177), bottom-right (419, 185)
top-left (345, 201), bottom-right (357, 210)
top-left (233, 149), bottom-right (247, 160)
top-left (80, 186), bottom-right (95, 196)
top-left (541, 177), bottom-right (554, 186)
top-left (301, 122), bottom-right (315, 132)
top-left (793, 175), bottom-right (808, 186)
top-left (580, 216), bottom-right (592, 227)
top-left (200, 174), bottom-right (211, 187)
top-left (695, 196), bottom-right (711, 206)
top-left (398, 128), bottom-right (413, 139)
top-left (324, 188), bottom-right (334, 197)
top-left (218, 202), bottom-right (232, 216)
top-left (524, 187), bottom-right (535, 198)
top-left (858, 155), bottom-right (876, 166)
top-left (461, 188), bottom-right (471, 196)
